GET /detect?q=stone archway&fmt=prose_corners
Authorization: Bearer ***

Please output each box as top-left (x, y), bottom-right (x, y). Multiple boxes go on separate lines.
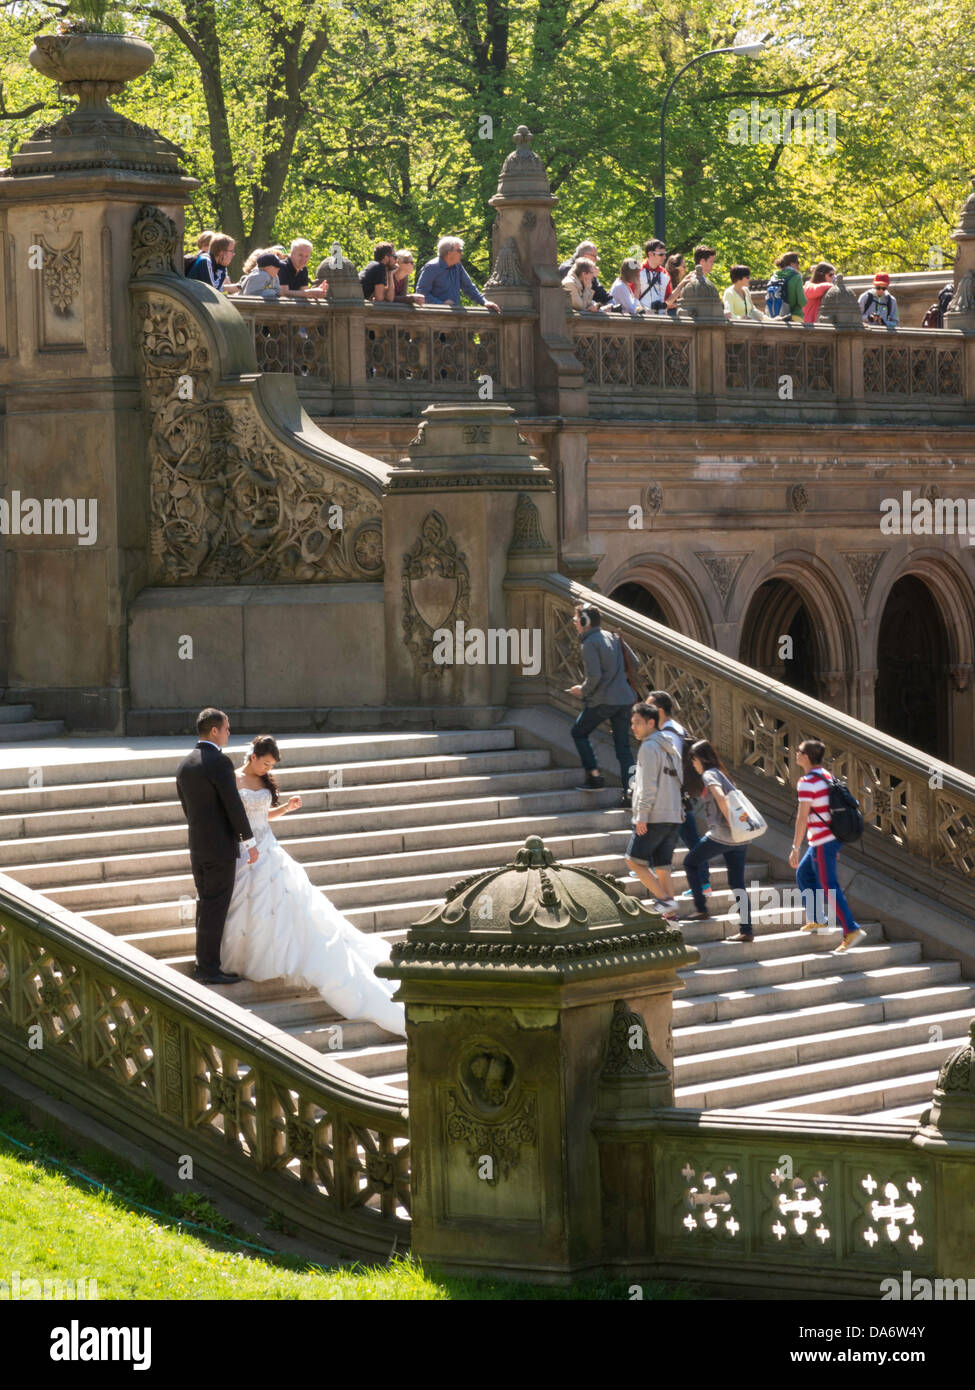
top-left (875, 575), bottom-right (952, 762)
top-left (602, 560), bottom-right (713, 644)
top-left (609, 581), bottom-right (668, 625)
top-left (739, 579), bottom-right (824, 700)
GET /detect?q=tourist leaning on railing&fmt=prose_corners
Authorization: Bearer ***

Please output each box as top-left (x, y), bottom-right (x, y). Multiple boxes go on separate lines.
top-left (723, 264), bottom-right (766, 321)
top-left (637, 240), bottom-right (671, 314)
top-left (186, 232), bottom-right (240, 294)
top-left (765, 251), bottom-right (807, 321)
top-left (609, 258), bottom-right (646, 316)
top-left (562, 257), bottom-right (605, 313)
top-left (360, 242), bottom-right (398, 302)
top-left (859, 272), bottom-right (899, 326)
top-left (415, 236), bottom-right (499, 312)
top-left (184, 229), bottom-right (214, 276)
top-left (559, 240), bottom-right (613, 306)
top-left (802, 262), bottom-right (835, 323)
top-left (239, 253), bottom-right (284, 300)
top-left (392, 250), bottom-right (425, 305)
top-left (279, 239), bottom-right (328, 300)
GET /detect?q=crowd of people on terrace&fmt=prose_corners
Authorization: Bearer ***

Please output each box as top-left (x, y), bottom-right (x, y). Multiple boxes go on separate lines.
top-left (184, 229), bottom-right (953, 328)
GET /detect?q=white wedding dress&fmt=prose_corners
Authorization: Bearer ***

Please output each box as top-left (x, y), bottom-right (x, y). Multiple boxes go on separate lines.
top-left (220, 787), bottom-right (405, 1037)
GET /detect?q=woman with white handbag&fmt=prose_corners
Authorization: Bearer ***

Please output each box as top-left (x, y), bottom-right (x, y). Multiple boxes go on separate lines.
top-left (678, 740), bottom-right (767, 941)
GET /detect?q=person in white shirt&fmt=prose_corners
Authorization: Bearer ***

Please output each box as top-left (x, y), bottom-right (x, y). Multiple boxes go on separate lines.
top-left (649, 689), bottom-right (711, 897)
top-left (637, 239), bottom-right (672, 314)
top-left (609, 258), bottom-right (644, 316)
top-left (723, 264), bottom-right (766, 321)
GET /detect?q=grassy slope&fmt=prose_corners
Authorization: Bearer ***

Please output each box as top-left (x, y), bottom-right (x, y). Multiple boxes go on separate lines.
top-left (0, 1108), bottom-right (698, 1301)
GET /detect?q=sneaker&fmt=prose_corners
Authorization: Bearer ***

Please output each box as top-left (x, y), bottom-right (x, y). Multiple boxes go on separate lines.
top-left (832, 928), bottom-right (867, 954)
top-left (679, 908), bottom-right (710, 922)
top-left (678, 884), bottom-right (711, 899)
top-left (800, 921), bottom-right (833, 933)
top-left (577, 774), bottom-right (606, 790)
top-left (727, 932), bottom-right (754, 943)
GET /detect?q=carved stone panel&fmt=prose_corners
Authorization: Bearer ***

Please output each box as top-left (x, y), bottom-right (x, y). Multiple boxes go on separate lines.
top-left (33, 228), bottom-right (85, 350)
top-left (402, 510), bottom-right (471, 676)
top-left (135, 292), bottom-right (382, 584)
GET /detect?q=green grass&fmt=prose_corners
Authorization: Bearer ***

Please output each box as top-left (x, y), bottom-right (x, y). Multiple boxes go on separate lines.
top-left (0, 1107), bottom-right (699, 1300)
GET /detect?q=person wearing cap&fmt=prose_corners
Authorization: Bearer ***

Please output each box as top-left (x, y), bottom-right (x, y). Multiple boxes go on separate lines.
top-left (859, 272), bottom-right (899, 327)
top-left (240, 252), bottom-right (284, 299)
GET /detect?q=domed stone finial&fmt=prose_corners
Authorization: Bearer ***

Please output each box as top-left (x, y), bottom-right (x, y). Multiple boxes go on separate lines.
top-left (378, 834), bottom-right (700, 979)
top-left (676, 264), bottom-right (725, 323)
top-left (820, 271), bottom-right (862, 328)
top-left (925, 1018), bottom-right (975, 1134)
top-left (494, 122), bottom-right (552, 199)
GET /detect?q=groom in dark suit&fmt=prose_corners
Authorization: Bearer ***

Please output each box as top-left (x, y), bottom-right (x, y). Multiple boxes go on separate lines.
top-left (176, 708), bottom-right (258, 984)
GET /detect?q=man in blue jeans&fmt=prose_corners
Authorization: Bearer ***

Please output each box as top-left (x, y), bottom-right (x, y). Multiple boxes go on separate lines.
top-left (566, 604), bottom-right (638, 807)
top-left (789, 738), bottom-right (866, 954)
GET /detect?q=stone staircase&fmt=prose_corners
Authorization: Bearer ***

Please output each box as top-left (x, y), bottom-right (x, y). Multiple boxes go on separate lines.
top-left (0, 727), bottom-right (971, 1121)
top-left (0, 693), bottom-right (64, 742)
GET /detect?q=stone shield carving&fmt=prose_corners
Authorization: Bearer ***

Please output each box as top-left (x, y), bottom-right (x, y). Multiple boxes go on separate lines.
top-left (402, 511), bottom-right (471, 676)
top-left (131, 204), bottom-right (180, 279)
top-left (444, 1037), bottom-right (536, 1184)
top-left (134, 292), bottom-right (383, 584)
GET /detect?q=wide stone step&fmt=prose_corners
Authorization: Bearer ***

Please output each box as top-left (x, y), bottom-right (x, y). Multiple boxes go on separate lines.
top-left (676, 940), bottom-right (921, 998)
top-left (675, 1008), bottom-right (975, 1087)
top-left (0, 785), bottom-right (624, 865)
top-left (0, 749), bottom-right (558, 819)
top-left (675, 983), bottom-right (975, 1055)
top-left (0, 720), bottom-right (66, 742)
top-left (0, 704), bottom-right (34, 723)
top-left (671, 960), bottom-right (963, 1026)
top-left (86, 863), bottom-right (762, 937)
top-left (0, 727), bottom-right (518, 791)
top-left (676, 1035), bottom-right (964, 1109)
top-left (32, 830), bottom-right (642, 909)
top-left (729, 1068), bottom-right (950, 1118)
top-left (5, 810), bottom-right (635, 891)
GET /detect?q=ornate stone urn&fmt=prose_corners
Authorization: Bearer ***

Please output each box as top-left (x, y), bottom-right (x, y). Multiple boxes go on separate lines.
top-left (378, 834), bottom-right (700, 1282)
top-left (12, 29), bottom-right (182, 177)
top-left (29, 32), bottom-right (154, 107)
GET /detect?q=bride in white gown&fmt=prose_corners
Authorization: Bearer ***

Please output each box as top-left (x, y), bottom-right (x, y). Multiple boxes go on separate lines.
top-left (220, 735), bottom-right (405, 1037)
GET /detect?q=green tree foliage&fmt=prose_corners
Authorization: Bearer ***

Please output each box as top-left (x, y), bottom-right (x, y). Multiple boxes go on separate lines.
top-left (1, 0), bottom-right (973, 281)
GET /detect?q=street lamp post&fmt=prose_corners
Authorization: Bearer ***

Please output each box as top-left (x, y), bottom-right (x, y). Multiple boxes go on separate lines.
top-left (654, 40), bottom-right (765, 244)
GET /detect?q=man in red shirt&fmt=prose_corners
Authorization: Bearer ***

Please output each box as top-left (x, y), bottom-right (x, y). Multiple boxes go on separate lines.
top-left (789, 738), bottom-right (865, 953)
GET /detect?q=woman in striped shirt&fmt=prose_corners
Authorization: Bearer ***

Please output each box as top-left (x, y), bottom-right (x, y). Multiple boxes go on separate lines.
top-left (789, 738), bottom-right (865, 953)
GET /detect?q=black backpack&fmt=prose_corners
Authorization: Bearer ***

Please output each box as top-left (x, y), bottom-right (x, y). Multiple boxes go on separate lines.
top-left (809, 771), bottom-right (864, 844)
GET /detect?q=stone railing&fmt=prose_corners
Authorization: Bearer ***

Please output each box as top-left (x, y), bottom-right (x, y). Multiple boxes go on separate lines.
top-left (232, 293), bottom-right (975, 424)
top-left (571, 313), bottom-right (973, 423)
top-left (505, 573), bottom-right (975, 918)
top-left (233, 297), bottom-right (538, 418)
top-left (597, 1106), bottom-right (944, 1295)
top-left (0, 873), bottom-right (410, 1258)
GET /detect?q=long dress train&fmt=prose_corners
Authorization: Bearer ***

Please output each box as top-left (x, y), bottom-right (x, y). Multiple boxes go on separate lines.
top-left (220, 787), bottom-right (405, 1037)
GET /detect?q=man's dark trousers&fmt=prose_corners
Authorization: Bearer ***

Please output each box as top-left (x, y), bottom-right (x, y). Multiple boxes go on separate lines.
top-left (572, 703), bottom-right (634, 788)
top-left (193, 858), bottom-right (237, 973)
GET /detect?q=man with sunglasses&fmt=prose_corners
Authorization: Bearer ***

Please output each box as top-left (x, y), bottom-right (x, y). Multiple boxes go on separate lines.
top-left (638, 239), bottom-right (672, 314)
top-left (558, 240), bottom-right (612, 306)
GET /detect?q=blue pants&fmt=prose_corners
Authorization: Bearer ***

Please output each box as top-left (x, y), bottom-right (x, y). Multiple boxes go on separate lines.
top-left (571, 704), bottom-right (634, 788)
top-left (680, 799), bottom-right (710, 887)
top-left (796, 840), bottom-right (859, 935)
top-left (684, 835), bottom-right (750, 930)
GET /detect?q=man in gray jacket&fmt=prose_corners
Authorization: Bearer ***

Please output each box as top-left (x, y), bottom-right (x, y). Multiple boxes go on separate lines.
top-left (624, 701), bottom-right (684, 916)
top-left (567, 603), bottom-right (639, 805)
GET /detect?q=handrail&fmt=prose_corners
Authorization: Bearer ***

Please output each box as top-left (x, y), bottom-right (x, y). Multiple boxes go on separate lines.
top-left (506, 572), bottom-right (975, 916)
top-left (0, 870), bottom-right (410, 1254)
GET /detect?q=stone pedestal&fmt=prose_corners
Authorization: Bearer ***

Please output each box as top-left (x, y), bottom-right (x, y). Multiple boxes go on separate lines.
top-left (949, 177), bottom-right (975, 290)
top-left (0, 33), bottom-right (197, 729)
top-left (382, 404), bottom-right (556, 709)
top-left (914, 1021), bottom-right (975, 1279)
top-left (377, 834), bottom-right (699, 1283)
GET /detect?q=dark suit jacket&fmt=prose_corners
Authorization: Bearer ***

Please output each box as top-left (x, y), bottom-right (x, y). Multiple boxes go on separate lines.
top-left (176, 742), bottom-right (253, 863)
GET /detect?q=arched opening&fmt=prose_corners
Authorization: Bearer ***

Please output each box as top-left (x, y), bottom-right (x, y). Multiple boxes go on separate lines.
top-left (739, 579), bottom-right (823, 699)
top-left (875, 575), bottom-right (950, 760)
top-left (610, 582), bottom-right (669, 626)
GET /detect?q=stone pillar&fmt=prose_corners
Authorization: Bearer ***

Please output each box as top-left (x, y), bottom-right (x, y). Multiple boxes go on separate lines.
top-left (377, 834), bottom-right (699, 1283)
top-left (914, 1020), bottom-right (975, 1279)
top-left (0, 31), bottom-right (197, 729)
top-left (949, 177), bottom-right (975, 288)
top-left (321, 249), bottom-right (372, 415)
top-left (382, 404), bottom-right (557, 709)
top-left (820, 274), bottom-right (868, 422)
top-left (486, 126), bottom-right (588, 431)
